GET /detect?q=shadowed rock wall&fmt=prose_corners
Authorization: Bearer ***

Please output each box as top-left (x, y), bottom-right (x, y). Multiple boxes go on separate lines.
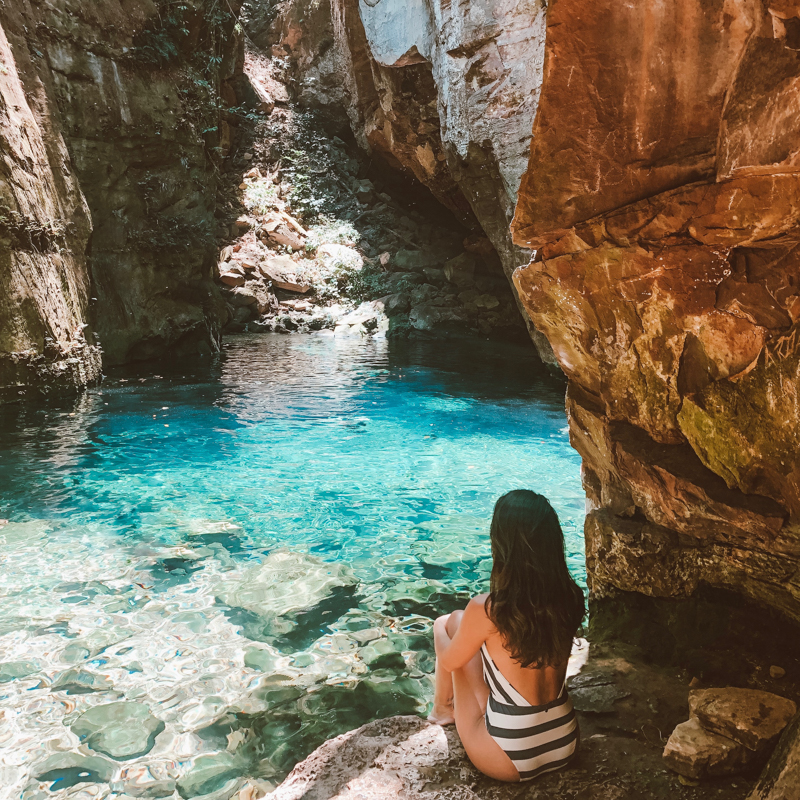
top-left (511, 0), bottom-right (800, 623)
top-left (0, 1), bottom-right (101, 399)
top-left (1, 0), bottom-right (242, 397)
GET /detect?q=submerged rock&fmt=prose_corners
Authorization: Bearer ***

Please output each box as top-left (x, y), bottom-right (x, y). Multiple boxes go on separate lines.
top-left (0, 660), bottom-right (39, 683)
top-left (71, 701), bottom-right (165, 760)
top-left (35, 752), bottom-right (115, 788)
top-left (177, 752), bottom-right (242, 799)
top-left (215, 551), bottom-right (358, 621)
top-left (51, 667), bottom-right (114, 694)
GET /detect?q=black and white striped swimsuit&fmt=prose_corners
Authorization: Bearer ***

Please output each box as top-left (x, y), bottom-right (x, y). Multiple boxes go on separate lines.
top-left (480, 644), bottom-right (578, 781)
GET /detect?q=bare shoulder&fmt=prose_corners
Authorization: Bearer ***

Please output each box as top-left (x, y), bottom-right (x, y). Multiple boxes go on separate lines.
top-left (465, 594), bottom-right (493, 628)
top-left (469, 593), bottom-right (490, 610)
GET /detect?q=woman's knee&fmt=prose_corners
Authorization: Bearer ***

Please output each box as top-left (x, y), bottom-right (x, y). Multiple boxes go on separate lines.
top-left (445, 609), bottom-right (464, 637)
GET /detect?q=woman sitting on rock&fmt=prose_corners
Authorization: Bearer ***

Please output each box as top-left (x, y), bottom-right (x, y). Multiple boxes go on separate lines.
top-left (429, 489), bottom-right (585, 782)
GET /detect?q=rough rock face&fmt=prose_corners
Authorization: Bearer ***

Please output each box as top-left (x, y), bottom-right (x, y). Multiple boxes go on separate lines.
top-left (748, 712), bottom-right (800, 800)
top-left (511, 0), bottom-right (800, 623)
top-left (268, 0), bottom-right (555, 362)
top-left (0, 1), bottom-right (101, 399)
top-left (1, 0), bottom-right (242, 396)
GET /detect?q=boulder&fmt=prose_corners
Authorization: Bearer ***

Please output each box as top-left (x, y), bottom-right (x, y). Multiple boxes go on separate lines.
top-left (226, 287), bottom-right (259, 307)
top-left (689, 688), bottom-right (797, 754)
top-left (409, 305), bottom-right (469, 331)
top-left (443, 252), bottom-right (477, 286)
top-left (747, 712), bottom-right (800, 800)
top-left (265, 717), bottom-right (455, 800)
top-left (391, 250), bottom-right (443, 272)
top-left (376, 293), bottom-right (410, 317)
top-left (316, 243), bottom-right (364, 274)
top-left (663, 718), bottom-right (750, 779)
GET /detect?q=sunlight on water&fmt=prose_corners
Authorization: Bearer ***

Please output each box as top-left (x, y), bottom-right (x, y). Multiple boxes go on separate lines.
top-left (0, 333), bottom-right (584, 799)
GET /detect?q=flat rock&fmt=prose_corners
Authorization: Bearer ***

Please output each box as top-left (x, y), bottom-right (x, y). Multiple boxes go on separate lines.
top-left (51, 667), bottom-right (114, 694)
top-left (570, 683), bottom-right (631, 714)
top-left (747, 711), bottom-right (800, 800)
top-left (0, 660), bottom-right (39, 683)
top-left (215, 551), bottom-right (357, 621)
top-left (663, 718), bottom-right (750, 779)
top-left (71, 701), bottom-right (165, 760)
top-left (689, 688), bottom-right (797, 753)
top-left (265, 716), bottom-right (460, 800)
top-left (35, 752), bottom-right (115, 787)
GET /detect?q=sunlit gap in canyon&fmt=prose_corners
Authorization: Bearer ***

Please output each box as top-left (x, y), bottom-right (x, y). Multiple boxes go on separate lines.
top-left (0, 333), bottom-right (584, 792)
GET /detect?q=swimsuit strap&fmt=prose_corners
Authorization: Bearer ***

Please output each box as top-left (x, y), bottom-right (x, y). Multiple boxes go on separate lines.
top-left (480, 643), bottom-right (532, 707)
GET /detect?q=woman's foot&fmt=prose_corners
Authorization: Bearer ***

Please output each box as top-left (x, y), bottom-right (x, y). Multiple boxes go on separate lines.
top-left (428, 704), bottom-right (455, 726)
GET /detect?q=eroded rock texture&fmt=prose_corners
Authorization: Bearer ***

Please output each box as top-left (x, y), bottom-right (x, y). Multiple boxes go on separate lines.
top-left (511, 0), bottom-right (800, 622)
top-left (1, 0), bottom-right (241, 396)
top-left (0, 1), bottom-right (101, 399)
top-left (268, 0), bottom-right (555, 361)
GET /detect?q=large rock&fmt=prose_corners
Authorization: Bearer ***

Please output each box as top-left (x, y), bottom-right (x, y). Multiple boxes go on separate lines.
top-left (663, 718), bottom-right (750, 780)
top-left (0, 0), bottom-right (245, 393)
top-left (747, 712), bottom-right (800, 800)
top-left (0, 0), bottom-right (101, 399)
top-left (689, 689), bottom-right (797, 754)
top-left (265, 716), bottom-right (455, 800)
top-left (510, 0), bottom-right (800, 625)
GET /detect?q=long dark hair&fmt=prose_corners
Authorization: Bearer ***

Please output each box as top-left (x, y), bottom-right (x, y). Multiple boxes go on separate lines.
top-left (487, 490), bottom-right (585, 668)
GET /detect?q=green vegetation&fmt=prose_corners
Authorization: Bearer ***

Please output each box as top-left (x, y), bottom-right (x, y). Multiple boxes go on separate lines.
top-left (242, 180), bottom-right (281, 216)
top-left (129, 0), bottom-right (235, 70)
top-left (304, 217), bottom-right (359, 254)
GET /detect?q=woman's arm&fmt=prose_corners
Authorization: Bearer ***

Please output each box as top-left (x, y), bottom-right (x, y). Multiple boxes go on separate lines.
top-left (433, 596), bottom-right (493, 672)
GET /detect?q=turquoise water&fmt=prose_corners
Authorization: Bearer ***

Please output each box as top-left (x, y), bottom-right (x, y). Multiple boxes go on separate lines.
top-left (0, 333), bottom-right (584, 799)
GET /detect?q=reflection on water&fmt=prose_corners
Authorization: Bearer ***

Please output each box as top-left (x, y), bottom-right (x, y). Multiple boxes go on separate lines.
top-left (0, 333), bottom-right (584, 799)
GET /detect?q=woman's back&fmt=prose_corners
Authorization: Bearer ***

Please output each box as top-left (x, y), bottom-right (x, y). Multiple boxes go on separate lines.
top-left (483, 629), bottom-right (567, 706)
top-left (473, 593), bottom-right (567, 706)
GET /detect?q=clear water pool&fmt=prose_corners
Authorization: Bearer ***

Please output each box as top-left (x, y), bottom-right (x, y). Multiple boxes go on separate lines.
top-left (0, 333), bottom-right (584, 799)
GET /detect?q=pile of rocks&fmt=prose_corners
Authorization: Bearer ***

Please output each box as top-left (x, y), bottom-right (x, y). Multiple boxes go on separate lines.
top-left (213, 56), bottom-right (525, 342)
top-left (663, 687), bottom-right (797, 781)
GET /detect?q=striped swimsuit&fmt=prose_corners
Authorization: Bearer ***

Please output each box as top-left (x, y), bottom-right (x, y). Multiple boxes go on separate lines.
top-left (480, 644), bottom-right (578, 781)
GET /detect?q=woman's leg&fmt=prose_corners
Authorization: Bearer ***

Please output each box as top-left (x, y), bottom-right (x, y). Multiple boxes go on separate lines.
top-left (428, 612), bottom-right (456, 725)
top-left (429, 610), bottom-right (519, 782)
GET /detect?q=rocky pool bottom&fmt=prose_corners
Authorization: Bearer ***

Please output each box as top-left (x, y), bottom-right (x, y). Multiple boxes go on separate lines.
top-left (0, 333), bottom-right (585, 800)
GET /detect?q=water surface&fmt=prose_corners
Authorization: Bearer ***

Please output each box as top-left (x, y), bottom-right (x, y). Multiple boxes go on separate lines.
top-left (0, 333), bottom-right (584, 798)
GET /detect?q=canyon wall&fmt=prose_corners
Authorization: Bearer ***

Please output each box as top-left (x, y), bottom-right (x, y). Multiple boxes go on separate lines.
top-left (0, 1), bottom-right (101, 399)
top-left (511, 0), bottom-right (800, 625)
top-left (269, 0), bottom-right (555, 362)
top-left (0, 0), bottom-right (241, 398)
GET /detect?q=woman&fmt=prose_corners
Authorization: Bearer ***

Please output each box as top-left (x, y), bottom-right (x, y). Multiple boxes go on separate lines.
top-left (428, 489), bottom-right (585, 782)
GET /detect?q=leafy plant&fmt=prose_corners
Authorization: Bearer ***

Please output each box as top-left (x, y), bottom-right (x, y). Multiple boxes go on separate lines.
top-left (243, 180), bottom-right (280, 215)
top-left (304, 217), bottom-right (359, 254)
